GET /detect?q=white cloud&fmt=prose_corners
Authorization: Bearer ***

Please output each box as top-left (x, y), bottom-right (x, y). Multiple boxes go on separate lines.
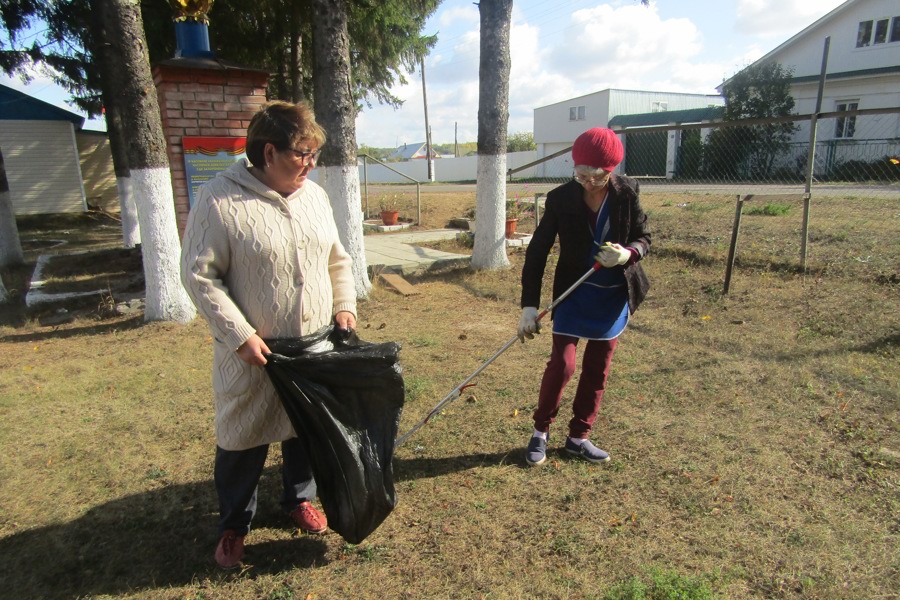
top-left (734, 0), bottom-right (847, 36)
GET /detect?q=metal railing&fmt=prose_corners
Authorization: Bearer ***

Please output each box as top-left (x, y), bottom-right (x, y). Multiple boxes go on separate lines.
top-left (359, 153), bottom-right (422, 225)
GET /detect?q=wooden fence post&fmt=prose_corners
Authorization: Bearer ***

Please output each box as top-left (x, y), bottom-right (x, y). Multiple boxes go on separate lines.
top-left (724, 194), bottom-right (749, 295)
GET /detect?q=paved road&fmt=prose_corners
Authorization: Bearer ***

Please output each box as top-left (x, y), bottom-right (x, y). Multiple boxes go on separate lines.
top-left (362, 181), bottom-right (899, 198)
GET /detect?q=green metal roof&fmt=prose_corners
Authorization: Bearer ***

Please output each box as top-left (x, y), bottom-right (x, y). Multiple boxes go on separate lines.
top-left (608, 106), bottom-right (724, 128)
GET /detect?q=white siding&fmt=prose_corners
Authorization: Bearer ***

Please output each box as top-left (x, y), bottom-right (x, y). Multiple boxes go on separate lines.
top-left (757, 0), bottom-right (900, 144)
top-left (767, 0), bottom-right (900, 77)
top-left (1, 120), bottom-right (86, 214)
top-left (534, 89), bottom-right (723, 151)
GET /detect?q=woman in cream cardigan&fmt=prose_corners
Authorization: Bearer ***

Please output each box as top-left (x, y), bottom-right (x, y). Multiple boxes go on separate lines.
top-left (181, 101), bottom-right (357, 569)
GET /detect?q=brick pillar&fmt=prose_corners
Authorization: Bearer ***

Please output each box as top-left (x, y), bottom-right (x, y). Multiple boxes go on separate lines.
top-left (152, 59), bottom-right (269, 235)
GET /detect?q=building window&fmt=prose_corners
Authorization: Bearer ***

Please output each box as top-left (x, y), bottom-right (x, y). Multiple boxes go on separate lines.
top-left (835, 101), bottom-right (858, 138)
top-left (857, 21), bottom-right (873, 46)
top-left (874, 18), bottom-right (889, 43)
top-left (569, 106), bottom-right (585, 121)
top-left (857, 18), bottom-right (899, 46)
top-left (651, 101), bottom-right (668, 113)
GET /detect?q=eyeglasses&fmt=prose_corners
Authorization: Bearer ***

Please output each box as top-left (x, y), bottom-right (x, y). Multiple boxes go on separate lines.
top-left (573, 172), bottom-right (610, 186)
top-left (288, 147), bottom-right (322, 166)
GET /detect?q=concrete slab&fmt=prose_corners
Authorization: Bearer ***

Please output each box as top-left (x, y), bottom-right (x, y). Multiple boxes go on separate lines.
top-left (364, 229), bottom-right (470, 276)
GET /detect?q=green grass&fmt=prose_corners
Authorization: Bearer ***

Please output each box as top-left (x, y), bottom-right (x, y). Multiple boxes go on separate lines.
top-left (745, 202), bottom-right (792, 216)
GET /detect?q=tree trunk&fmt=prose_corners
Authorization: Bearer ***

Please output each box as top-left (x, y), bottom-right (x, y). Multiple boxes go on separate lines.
top-left (311, 0), bottom-right (370, 298)
top-left (92, 0), bottom-right (195, 323)
top-left (0, 146), bottom-right (25, 269)
top-left (290, 0), bottom-right (302, 103)
top-left (88, 2), bottom-right (140, 248)
top-left (0, 273), bottom-right (8, 303)
top-left (107, 103), bottom-right (141, 248)
top-left (472, 0), bottom-right (512, 271)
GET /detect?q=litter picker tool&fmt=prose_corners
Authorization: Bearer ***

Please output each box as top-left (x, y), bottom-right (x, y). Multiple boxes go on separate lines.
top-left (395, 260), bottom-right (604, 447)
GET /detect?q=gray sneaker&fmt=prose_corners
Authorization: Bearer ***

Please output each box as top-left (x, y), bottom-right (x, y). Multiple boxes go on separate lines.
top-left (564, 438), bottom-right (610, 463)
top-left (525, 433), bottom-right (548, 466)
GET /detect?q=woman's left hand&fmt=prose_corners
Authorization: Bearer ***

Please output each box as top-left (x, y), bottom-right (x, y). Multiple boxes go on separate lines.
top-left (334, 311), bottom-right (356, 331)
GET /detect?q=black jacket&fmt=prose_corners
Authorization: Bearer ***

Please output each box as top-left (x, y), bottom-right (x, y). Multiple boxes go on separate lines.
top-left (521, 175), bottom-right (650, 316)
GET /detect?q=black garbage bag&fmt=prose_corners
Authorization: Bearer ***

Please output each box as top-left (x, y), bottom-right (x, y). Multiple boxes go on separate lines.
top-left (264, 326), bottom-right (404, 544)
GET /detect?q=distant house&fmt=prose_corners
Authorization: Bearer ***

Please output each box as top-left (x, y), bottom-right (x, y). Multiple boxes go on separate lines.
top-left (532, 88), bottom-right (724, 176)
top-left (387, 142), bottom-right (440, 161)
top-left (0, 83), bottom-right (88, 215)
top-left (720, 0), bottom-right (900, 163)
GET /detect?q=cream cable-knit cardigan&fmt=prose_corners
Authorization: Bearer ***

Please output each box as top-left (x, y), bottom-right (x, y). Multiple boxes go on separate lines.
top-left (181, 160), bottom-right (357, 451)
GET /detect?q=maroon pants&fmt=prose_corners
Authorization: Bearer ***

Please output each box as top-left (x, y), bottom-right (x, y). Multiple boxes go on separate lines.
top-left (533, 333), bottom-right (618, 439)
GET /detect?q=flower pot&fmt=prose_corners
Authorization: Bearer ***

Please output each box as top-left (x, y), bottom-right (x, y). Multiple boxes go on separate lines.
top-left (380, 210), bottom-right (400, 226)
top-left (505, 218), bottom-right (518, 239)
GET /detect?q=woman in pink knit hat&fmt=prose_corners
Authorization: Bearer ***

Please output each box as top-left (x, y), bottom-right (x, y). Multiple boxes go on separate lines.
top-left (518, 127), bottom-right (650, 466)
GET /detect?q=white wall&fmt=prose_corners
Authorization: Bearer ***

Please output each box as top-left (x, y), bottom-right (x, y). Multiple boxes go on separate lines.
top-left (317, 150), bottom-right (539, 184)
top-left (772, 0), bottom-right (900, 76)
top-left (534, 90), bottom-right (611, 146)
top-left (534, 89), bottom-right (723, 154)
top-left (1, 120), bottom-right (86, 215)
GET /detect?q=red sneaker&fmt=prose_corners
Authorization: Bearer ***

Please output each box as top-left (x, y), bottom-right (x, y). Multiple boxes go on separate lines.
top-left (290, 501), bottom-right (327, 534)
top-left (214, 530), bottom-right (245, 569)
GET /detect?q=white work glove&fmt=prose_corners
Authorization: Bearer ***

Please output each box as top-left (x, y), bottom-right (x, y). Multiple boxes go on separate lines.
top-left (595, 242), bottom-right (631, 268)
top-left (518, 307), bottom-right (541, 342)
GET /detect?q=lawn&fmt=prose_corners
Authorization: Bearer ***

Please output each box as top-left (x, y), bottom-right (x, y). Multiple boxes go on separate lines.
top-left (0, 191), bottom-right (897, 600)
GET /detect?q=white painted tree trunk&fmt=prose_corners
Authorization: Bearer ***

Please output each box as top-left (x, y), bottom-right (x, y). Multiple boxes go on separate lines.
top-left (131, 168), bottom-right (195, 323)
top-left (471, 154), bottom-right (510, 270)
top-left (0, 188), bottom-right (24, 269)
top-left (0, 146), bottom-right (24, 268)
top-left (319, 165), bottom-right (371, 298)
top-left (117, 176), bottom-right (141, 248)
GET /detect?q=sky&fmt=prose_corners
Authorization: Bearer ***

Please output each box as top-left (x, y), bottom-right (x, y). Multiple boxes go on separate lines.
top-left (1, 0), bottom-right (847, 147)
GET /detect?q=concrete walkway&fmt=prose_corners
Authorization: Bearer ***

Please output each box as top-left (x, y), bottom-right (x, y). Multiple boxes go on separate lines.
top-left (364, 229), bottom-right (470, 275)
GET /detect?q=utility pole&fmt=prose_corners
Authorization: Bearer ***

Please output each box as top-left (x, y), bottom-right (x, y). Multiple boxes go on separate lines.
top-left (421, 58), bottom-right (434, 181)
top-left (455, 122), bottom-right (459, 157)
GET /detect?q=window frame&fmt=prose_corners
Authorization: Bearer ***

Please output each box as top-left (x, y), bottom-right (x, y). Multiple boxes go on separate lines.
top-left (834, 100), bottom-right (859, 139)
top-left (874, 18), bottom-right (889, 44)
top-left (569, 105), bottom-right (586, 121)
top-left (857, 20), bottom-right (873, 47)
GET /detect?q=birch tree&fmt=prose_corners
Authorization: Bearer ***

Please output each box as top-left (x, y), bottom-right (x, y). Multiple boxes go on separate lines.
top-left (311, 0), bottom-right (370, 298)
top-left (472, 0), bottom-right (513, 271)
top-left (90, 0), bottom-right (195, 322)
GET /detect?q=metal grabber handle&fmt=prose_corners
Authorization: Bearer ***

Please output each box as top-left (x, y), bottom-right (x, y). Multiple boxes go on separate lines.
top-left (395, 261), bottom-right (602, 447)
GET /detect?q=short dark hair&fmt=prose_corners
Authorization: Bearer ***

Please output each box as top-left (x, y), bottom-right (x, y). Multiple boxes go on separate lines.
top-left (245, 101), bottom-right (326, 168)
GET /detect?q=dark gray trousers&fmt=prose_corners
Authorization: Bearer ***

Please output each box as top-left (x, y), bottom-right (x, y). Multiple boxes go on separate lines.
top-left (214, 437), bottom-right (316, 535)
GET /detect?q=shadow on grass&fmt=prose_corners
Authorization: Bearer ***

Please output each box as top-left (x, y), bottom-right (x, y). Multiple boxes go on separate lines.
top-left (394, 450), bottom-right (524, 480)
top-left (0, 469), bottom-right (328, 600)
top-left (0, 314), bottom-right (145, 343)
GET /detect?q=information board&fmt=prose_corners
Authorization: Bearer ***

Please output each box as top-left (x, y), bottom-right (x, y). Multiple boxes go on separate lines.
top-left (183, 136), bottom-right (247, 207)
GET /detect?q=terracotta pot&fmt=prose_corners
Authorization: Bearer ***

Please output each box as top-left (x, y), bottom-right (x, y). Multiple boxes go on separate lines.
top-left (505, 218), bottom-right (518, 239)
top-left (381, 210), bottom-right (400, 226)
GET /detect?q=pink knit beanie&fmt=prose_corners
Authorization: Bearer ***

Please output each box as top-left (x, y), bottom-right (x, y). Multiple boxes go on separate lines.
top-left (572, 128), bottom-right (623, 171)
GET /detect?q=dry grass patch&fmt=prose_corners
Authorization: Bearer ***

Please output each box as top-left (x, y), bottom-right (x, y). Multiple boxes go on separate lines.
top-left (0, 193), bottom-right (896, 599)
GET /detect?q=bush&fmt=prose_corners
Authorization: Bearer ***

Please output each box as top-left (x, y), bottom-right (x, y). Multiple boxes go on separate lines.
top-left (826, 156), bottom-right (900, 182)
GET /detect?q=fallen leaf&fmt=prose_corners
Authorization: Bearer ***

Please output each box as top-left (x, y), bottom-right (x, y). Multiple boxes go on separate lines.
top-left (512, 408), bottom-right (519, 417)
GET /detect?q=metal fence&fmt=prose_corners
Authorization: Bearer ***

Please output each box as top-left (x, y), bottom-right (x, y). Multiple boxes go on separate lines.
top-left (509, 106), bottom-right (900, 200)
